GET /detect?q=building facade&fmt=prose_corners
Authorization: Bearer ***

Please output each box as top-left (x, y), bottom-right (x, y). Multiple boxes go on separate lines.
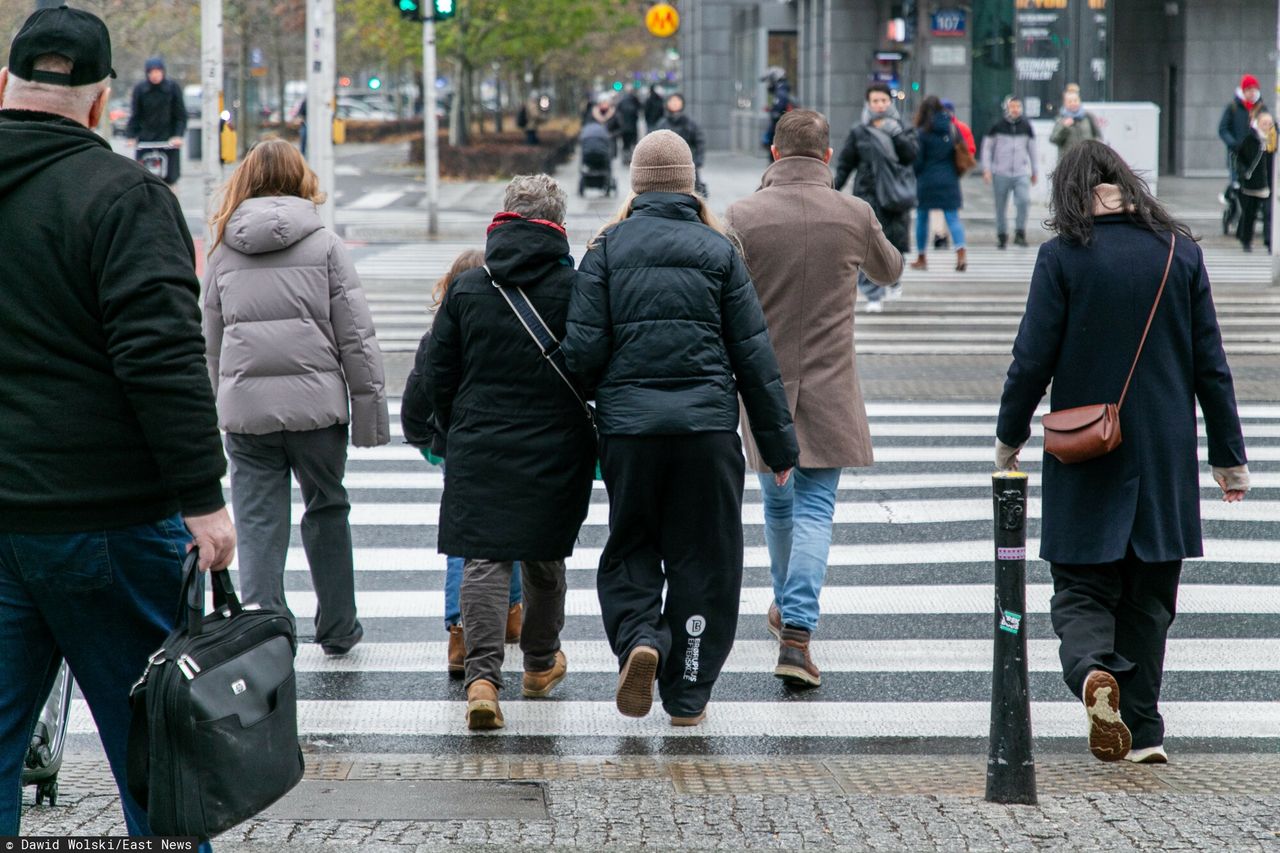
top-left (679, 0), bottom-right (1276, 176)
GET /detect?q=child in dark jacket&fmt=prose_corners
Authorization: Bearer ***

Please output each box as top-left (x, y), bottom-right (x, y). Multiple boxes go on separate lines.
top-left (1235, 111), bottom-right (1275, 252)
top-left (402, 249), bottom-right (523, 676)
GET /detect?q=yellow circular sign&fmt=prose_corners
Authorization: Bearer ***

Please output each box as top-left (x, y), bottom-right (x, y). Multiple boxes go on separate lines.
top-left (646, 3), bottom-right (680, 38)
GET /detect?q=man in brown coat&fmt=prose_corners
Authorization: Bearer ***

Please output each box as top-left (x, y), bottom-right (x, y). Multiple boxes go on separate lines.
top-left (724, 109), bottom-right (903, 687)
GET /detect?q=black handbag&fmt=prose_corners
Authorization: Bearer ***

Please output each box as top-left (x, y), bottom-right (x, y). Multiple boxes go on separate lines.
top-left (127, 549), bottom-right (304, 838)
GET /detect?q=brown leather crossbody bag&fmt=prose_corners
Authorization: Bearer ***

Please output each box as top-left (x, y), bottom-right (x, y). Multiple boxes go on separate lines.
top-left (1041, 233), bottom-right (1176, 465)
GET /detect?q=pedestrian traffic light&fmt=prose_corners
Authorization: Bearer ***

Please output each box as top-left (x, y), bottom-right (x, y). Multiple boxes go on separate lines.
top-left (612, 81), bottom-right (624, 92)
top-left (911, 81), bottom-right (921, 92)
top-left (368, 76), bottom-right (382, 90)
top-left (432, 0), bottom-right (456, 19)
top-left (393, 0), bottom-right (422, 22)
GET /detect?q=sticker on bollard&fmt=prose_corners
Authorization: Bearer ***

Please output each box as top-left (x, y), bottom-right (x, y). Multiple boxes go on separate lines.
top-left (987, 471), bottom-right (1037, 805)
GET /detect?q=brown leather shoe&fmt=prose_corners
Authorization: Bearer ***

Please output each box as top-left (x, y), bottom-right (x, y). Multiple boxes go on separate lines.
top-left (909, 253), bottom-right (927, 270)
top-left (775, 626), bottom-right (821, 687)
top-left (616, 645), bottom-right (659, 718)
top-left (465, 679), bottom-right (505, 731)
top-left (505, 602), bottom-right (523, 644)
top-left (447, 624), bottom-right (465, 678)
top-left (1083, 670), bottom-right (1131, 761)
top-left (523, 650), bottom-right (568, 698)
top-left (766, 602), bottom-right (782, 641)
top-left (955, 247), bottom-right (967, 272)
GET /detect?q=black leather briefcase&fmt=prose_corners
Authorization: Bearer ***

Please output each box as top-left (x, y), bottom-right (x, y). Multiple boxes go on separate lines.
top-left (127, 548), bottom-right (304, 838)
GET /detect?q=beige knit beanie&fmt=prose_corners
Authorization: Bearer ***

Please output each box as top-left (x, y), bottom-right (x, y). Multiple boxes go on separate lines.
top-left (630, 130), bottom-right (696, 194)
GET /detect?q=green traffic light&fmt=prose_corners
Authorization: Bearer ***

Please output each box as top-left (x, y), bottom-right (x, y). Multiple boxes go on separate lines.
top-left (399, 0), bottom-right (417, 10)
top-left (369, 77), bottom-right (382, 90)
top-left (612, 81), bottom-right (623, 92)
top-left (434, 0), bottom-right (455, 17)
top-left (911, 81), bottom-right (921, 91)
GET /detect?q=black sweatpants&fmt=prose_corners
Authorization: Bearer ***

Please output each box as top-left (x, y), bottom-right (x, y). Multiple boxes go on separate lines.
top-left (597, 432), bottom-right (745, 717)
top-left (1237, 193), bottom-right (1271, 249)
top-left (1050, 547), bottom-right (1183, 749)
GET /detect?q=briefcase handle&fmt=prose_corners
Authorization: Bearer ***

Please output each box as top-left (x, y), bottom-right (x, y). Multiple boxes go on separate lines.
top-left (178, 547), bottom-right (244, 637)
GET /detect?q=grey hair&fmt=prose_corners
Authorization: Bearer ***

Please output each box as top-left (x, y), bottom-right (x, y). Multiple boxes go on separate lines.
top-left (4, 54), bottom-right (109, 118)
top-left (503, 174), bottom-right (567, 224)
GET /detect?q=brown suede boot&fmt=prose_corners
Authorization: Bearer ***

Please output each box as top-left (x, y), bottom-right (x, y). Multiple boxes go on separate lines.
top-left (955, 247), bottom-right (967, 272)
top-left (909, 253), bottom-right (928, 270)
top-left (523, 650), bottom-right (568, 698)
top-left (505, 602), bottom-right (523, 644)
top-left (766, 602), bottom-right (782, 641)
top-left (447, 624), bottom-right (465, 678)
top-left (466, 679), bottom-right (505, 731)
top-left (775, 626), bottom-right (821, 687)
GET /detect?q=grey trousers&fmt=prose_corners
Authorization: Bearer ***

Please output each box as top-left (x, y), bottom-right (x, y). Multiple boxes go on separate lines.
top-left (993, 173), bottom-right (1031, 235)
top-left (462, 559), bottom-right (565, 690)
top-left (224, 424), bottom-right (363, 651)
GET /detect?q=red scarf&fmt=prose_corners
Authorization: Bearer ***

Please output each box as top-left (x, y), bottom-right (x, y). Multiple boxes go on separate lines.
top-left (487, 211), bottom-right (567, 237)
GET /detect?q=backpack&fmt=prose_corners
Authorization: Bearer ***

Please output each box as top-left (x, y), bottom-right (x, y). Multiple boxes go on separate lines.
top-left (862, 125), bottom-right (917, 213)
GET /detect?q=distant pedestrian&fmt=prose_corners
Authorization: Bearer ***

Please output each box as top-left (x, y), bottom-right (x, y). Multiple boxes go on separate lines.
top-left (517, 94), bottom-right (543, 146)
top-left (125, 56), bottom-right (185, 185)
top-left (834, 82), bottom-right (919, 312)
top-left (1050, 83), bottom-right (1101, 156)
top-left (643, 83), bottom-right (665, 133)
top-left (981, 95), bottom-right (1039, 248)
top-left (910, 95), bottom-right (967, 272)
top-left (204, 139), bottom-right (390, 657)
top-left (1219, 74), bottom-right (1267, 228)
top-left (0, 7), bottom-right (234, 836)
top-left (1234, 111), bottom-right (1275, 253)
top-left (563, 130), bottom-right (799, 727)
top-left (942, 99), bottom-right (975, 158)
top-left (654, 94), bottom-right (708, 195)
top-left (428, 175), bottom-right (596, 730)
top-left (294, 97), bottom-right (307, 155)
top-left (997, 140), bottom-right (1249, 765)
top-left (401, 249), bottom-right (524, 676)
top-left (616, 86), bottom-right (641, 165)
top-left (724, 110), bottom-right (902, 688)
top-left (930, 99), bottom-right (976, 249)
top-left (760, 66), bottom-right (795, 157)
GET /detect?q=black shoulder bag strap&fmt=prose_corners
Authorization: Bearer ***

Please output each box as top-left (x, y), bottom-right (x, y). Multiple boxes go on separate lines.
top-left (486, 266), bottom-right (596, 431)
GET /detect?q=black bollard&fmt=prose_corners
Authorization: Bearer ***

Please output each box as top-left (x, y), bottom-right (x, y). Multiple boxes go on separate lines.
top-left (985, 471), bottom-right (1038, 804)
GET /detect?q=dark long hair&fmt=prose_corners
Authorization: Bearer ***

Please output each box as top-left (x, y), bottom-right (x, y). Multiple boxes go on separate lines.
top-left (914, 95), bottom-right (944, 130)
top-left (1046, 140), bottom-right (1195, 246)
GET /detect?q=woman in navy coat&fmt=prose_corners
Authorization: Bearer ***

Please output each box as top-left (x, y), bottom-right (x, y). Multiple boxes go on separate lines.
top-left (910, 95), bottom-right (967, 272)
top-left (996, 141), bottom-right (1249, 765)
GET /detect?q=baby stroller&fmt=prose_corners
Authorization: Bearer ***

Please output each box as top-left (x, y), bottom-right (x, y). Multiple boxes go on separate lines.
top-left (23, 660), bottom-right (74, 807)
top-left (578, 122), bottom-right (617, 197)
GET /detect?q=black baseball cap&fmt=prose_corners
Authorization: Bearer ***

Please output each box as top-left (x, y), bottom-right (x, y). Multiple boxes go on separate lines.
top-left (7, 5), bottom-right (116, 87)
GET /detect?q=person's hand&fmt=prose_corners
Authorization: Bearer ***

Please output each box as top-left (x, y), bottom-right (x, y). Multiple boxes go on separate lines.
top-left (995, 439), bottom-right (1022, 472)
top-left (775, 468), bottom-right (793, 487)
top-left (1062, 117), bottom-right (1074, 127)
top-left (1031, 174), bottom-right (1039, 186)
top-left (168, 136), bottom-right (184, 148)
top-left (183, 508), bottom-right (236, 571)
top-left (1213, 465), bottom-right (1250, 503)
top-left (983, 170), bottom-right (993, 185)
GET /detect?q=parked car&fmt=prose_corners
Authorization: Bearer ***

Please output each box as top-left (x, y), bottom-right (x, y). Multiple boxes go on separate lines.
top-left (107, 98), bottom-right (130, 137)
top-left (336, 97), bottom-right (397, 122)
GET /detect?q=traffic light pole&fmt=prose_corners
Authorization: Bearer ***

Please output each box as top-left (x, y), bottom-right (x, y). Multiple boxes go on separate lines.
top-left (201, 0), bottom-right (224, 214)
top-left (423, 14), bottom-right (439, 237)
top-left (307, 0), bottom-right (336, 231)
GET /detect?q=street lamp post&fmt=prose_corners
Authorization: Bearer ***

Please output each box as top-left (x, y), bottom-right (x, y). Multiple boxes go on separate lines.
top-left (423, 14), bottom-right (439, 237)
top-left (306, 0), bottom-right (336, 231)
top-left (201, 0), bottom-right (224, 217)
top-left (1272, 5), bottom-right (1280, 285)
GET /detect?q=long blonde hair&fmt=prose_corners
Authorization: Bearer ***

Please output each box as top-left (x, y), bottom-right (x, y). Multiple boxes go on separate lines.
top-left (588, 191), bottom-right (733, 251)
top-left (432, 248), bottom-right (486, 308)
top-left (208, 138), bottom-right (326, 254)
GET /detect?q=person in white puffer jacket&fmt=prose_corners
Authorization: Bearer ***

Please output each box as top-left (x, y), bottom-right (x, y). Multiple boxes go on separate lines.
top-left (203, 138), bottom-right (389, 656)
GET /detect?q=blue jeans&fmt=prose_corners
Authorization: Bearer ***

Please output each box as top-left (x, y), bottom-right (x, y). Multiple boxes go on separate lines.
top-left (436, 461), bottom-right (521, 627)
top-left (916, 208), bottom-right (966, 251)
top-left (757, 468), bottom-right (842, 633)
top-left (0, 515), bottom-right (191, 836)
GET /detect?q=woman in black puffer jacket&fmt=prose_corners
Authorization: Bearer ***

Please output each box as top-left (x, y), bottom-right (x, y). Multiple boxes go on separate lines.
top-left (563, 130), bottom-right (799, 727)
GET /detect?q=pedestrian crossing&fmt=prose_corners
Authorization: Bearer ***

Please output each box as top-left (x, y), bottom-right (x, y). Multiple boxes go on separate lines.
top-left (66, 401), bottom-right (1280, 753)
top-left (352, 244), bottom-right (1280, 356)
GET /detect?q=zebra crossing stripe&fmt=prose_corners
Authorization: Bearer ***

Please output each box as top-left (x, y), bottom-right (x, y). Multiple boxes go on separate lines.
top-left (291, 639), bottom-right (1280, 674)
top-left (227, 584), bottom-right (1280, 619)
top-left (65, 699), bottom-right (1280, 738)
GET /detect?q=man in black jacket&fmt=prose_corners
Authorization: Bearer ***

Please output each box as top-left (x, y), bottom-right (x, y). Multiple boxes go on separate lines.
top-left (125, 56), bottom-right (186, 185)
top-left (655, 94), bottom-right (708, 195)
top-left (0, 7), bottom-right (233, 837)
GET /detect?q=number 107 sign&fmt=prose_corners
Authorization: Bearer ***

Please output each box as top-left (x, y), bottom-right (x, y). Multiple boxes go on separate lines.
top-left (930, 8), bottom-right (966, 37)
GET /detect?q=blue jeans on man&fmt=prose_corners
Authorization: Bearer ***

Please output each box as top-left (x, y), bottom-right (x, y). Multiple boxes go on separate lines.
top-left (757, 468), bottom-right (842, 632)
top-left (0, 515), bottom-right (191, 836)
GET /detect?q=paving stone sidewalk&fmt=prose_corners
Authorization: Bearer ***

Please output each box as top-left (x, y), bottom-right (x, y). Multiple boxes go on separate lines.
top-left (19, 753), bottom-right (1280, 851)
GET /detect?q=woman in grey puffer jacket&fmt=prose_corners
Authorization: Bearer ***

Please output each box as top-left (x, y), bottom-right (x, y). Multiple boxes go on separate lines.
top-left (203, 139), bottom-right (389, 655)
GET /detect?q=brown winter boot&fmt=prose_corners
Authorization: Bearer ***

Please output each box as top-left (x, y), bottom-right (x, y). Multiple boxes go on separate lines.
top-left (774, 626), bottom-right (821, 687)
top-left (523, 650), bottom-right (568, 698)
top-left (447, 624), bottom-right (465, 678)
top-left (505, 602), bottom-right (523, 644)
top-left (955, 247), bottom-right (967, 272)
top-left (466, 679), bottom-right (505, 731)
top-left (909, 253), bottom-right (928, 270)
top-left (1083, 670), bottom-right (1131, 761)
top-left (766, 601), bottom-right (782, 641)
